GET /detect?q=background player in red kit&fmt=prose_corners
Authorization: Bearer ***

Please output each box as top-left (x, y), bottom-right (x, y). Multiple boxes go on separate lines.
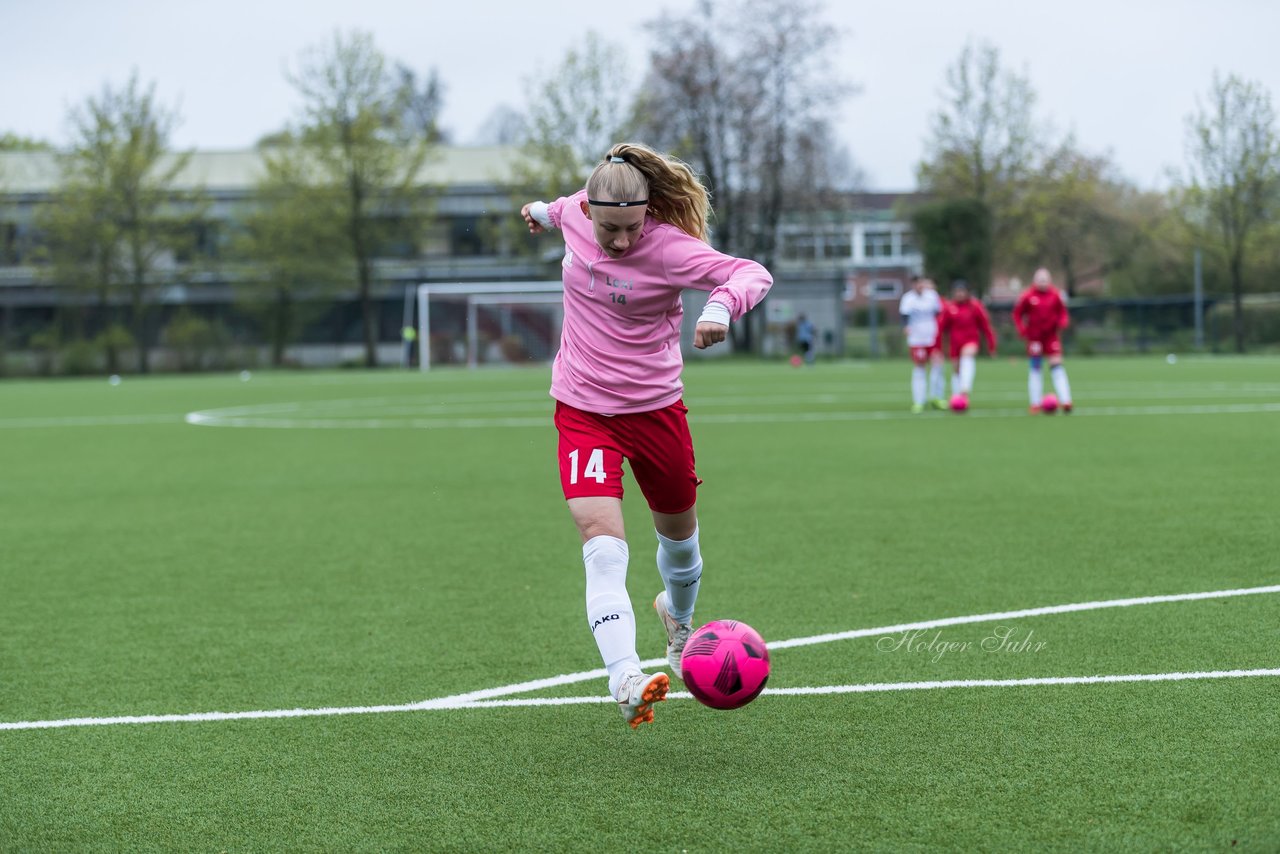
top-left (1013, 267), bottom-right (1074, 413)
top-left (936, 279), bottom-right (996, 406)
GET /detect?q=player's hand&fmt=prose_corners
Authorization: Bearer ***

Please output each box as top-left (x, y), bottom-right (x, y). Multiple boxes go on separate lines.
top-left (694, 322), bottom-right (728, 349)
top-left (520, 203), bottom-right (545, 234)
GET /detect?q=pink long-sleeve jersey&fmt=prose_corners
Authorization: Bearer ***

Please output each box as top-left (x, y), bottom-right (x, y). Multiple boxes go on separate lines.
top-left (544, 190), bottom-right (772, 414)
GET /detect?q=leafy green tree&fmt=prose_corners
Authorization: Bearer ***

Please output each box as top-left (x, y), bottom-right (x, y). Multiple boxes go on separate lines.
top-left (917, 41), bottom-right (1045, 277)
top-left (232, 149), bottom-right (349, 366)
top-left (1095, 191), bottom-right (1192, 297)
top-left (1177, 72), bottom-right (1280, 352)
top-left (0, 133), bottom-right (54, 151)
top-left (281, 29), bottom-right (432, 366)
top-left (910, 198), bottom-right (993, 295)
top-left (1018, 146), bottom-right (1143, 296)
top-left (39, 73), bottom-right (203, 373)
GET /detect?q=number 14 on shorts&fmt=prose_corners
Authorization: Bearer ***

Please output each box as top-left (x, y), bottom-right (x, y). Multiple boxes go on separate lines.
top-left (568, 448), bottom-right (607, 484)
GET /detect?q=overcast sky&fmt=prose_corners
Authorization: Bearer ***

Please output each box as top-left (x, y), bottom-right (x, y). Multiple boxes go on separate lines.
top-left (3, 0), bottom-right (1278, 191)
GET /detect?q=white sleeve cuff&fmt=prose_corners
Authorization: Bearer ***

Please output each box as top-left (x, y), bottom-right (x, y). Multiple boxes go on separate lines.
top-left (697, 301), bottom-right (731, 326)
top-left (528, 201), bottom-right (553, 229)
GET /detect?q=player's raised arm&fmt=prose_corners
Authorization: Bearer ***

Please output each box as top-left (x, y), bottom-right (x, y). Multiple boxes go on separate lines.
top-left (520, 201), bottom-right (554, 234)
top-left (663, 235), bottom-right (772, 351)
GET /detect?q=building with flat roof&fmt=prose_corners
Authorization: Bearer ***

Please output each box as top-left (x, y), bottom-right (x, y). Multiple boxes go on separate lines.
top-left (0, 146), bottom-right (924, 366)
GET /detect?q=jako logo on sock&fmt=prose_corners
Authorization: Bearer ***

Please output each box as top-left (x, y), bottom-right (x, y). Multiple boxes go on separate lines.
top-left (591, 614), bottom-right (620, 632)
top-left (680, 574), bottom-right (702, 588)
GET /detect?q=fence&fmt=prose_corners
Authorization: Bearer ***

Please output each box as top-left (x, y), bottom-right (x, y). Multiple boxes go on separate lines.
top-left (844, 293), bottom-right (1280, 358)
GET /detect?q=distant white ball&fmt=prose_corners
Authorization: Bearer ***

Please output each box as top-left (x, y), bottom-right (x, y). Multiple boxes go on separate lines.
top-left (239, 370), bottom-right (252, 382)
top-left (1166, 354), bottom-right (1177, 365)
top-left (108, 374), bottom-right (121, 386)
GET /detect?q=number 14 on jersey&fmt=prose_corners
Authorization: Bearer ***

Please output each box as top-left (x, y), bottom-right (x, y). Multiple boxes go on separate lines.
top-left (568, 448), bottom-right (606, 484)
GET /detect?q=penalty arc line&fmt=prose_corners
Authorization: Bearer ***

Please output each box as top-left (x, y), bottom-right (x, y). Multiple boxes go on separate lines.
top-left (443, 668), bottom-right (1280, 708)
top-left (2, 583), bottom-right (1278, 732)
top-left (428, 583), bottom-right (1280, 705)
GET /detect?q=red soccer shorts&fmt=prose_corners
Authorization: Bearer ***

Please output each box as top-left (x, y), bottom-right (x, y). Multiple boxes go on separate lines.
top-left (554, 399), bottom-right (701, 514)
top-left (1025, 335), bottom-right (1063, 358)
top-left (949, 336), bottom-right (980, 360)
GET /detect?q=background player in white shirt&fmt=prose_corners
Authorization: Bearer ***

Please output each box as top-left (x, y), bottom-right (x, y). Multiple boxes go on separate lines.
top-left (899, 277), bottom-right (945, 413)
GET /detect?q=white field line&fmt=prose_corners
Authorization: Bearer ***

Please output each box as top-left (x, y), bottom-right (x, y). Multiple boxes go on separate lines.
top-left (0, 414), bottom-right (180, 429)
top-left (9, 380), bottom-right (1278, 430)
top-left (182, 401), bottom-right (1280, 430)
top-left (2, 584), bottom-right (1277, 732)
top-left (447, 668), bottom-right (1280, 708)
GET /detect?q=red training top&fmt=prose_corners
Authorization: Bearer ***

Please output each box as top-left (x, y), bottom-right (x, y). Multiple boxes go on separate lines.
top-left (1013, 285), bottom-right (1069, 341)
top-left (938, 298), bottom-right (996, 353)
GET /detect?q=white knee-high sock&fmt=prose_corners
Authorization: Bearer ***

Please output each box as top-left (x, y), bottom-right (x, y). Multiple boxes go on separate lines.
top-left (911, 367), bottom-right (926, 405)
top-left (656, 527), bottom-right (702, 625)
top-left (959, 354), bottom-right (976, 394)
top-left (1051, 364), bottom-right (1072, 403)
top-left (1028, 364), bottom-right (1043, 404)
top-left (583, 535), bottom-right (639, 695)
top-left (952, 372), bottom-right (962, 397)
top-left (929, 364), bottom-right (945, 399)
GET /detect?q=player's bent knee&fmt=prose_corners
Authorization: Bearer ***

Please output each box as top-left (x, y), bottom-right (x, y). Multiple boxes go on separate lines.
top-left (568, 497), bottom-right (625, 543)
top-left (653, 506), bottom-right (698, 542)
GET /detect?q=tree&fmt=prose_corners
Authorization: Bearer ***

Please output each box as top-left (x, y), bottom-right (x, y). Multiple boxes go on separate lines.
top-left (734, 0), bottom-right (854, 267)
top-left (517, 31), bottom-right (635, 200)
top-left (0, 133), bottom-right (54, 152)
top-left (283, 29), bottom-right (432, 366)
top-left (473, 105), bottom-right (527, 146)
top-left (232, 150), bottom-right (349, 366)
top-left (39, 73), bottom-right (201, 373)
top-left (1018, 144), bottom-right (1142, 297)
top-left (917, 41), bottom-right (1044, 275)
top-left (910, 198), bottom-right (993, 295)
top-left (1104, 192), bottom-right (1199, 297)
top-left (634, 0), bottom-right (855, 264)
top-left (1178, 72), bottom-right (1280, 352)
top-left (392, 65), bottom-right (448, 143)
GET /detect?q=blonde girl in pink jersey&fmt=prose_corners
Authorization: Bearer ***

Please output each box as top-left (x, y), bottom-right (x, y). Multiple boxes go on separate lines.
top-left (521, 142), bottom-right (772, 729)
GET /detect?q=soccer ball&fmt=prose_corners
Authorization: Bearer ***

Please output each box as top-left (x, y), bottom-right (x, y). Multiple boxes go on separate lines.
top-left (949, 393), bottom-right (969, 413)
top-left (1041, 393), bottom-right (1059, 413)
top-left (681, 620), bottom-right (771, 710)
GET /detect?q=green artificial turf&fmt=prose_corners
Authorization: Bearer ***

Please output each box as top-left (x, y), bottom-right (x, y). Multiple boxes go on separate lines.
top-left (1, 355), bottom-right (1278, 851)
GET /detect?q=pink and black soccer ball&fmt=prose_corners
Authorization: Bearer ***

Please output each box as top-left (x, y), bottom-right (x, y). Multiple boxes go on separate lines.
top-left (949, 393), bottom-right (969, 413)
top-left (680, 620), bottom-right (771, 710)
top-left (1041, 393), bottom-right (1059, 413)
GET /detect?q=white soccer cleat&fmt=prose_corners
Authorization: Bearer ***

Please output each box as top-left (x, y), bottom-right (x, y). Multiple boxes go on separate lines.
top-left (614, 671), bottom-right (669, 729)
top-left (654, 591), bottom-right (694, 679)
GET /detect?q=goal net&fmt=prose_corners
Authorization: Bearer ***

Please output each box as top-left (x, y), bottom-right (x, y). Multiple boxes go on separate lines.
top-left (415, 281), bottom-right (564, 371)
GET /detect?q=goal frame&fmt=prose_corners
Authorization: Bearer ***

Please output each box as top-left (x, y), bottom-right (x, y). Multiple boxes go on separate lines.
top-left (415, 281), bottom-right (564, 371)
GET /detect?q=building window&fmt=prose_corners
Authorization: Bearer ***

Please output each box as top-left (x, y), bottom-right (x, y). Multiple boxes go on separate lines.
top-left (869, 279), bottom-right (902, 299)
top-left (450, 216), bottom-right (489, 257)
top-left (783, 233), bottom-right (818, 261)
top-left (826, 230), bottom-right (852, 260)
top-left (863, 231), bottom-right (894, 259)
top-left (1, 222), bottom-right (16, 265)
top-left (897, 230), bottom-right (917, 258)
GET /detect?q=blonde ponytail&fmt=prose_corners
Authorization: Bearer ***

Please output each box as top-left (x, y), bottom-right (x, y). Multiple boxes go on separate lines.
top-left (585, 142), bottom-right (711, 242)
